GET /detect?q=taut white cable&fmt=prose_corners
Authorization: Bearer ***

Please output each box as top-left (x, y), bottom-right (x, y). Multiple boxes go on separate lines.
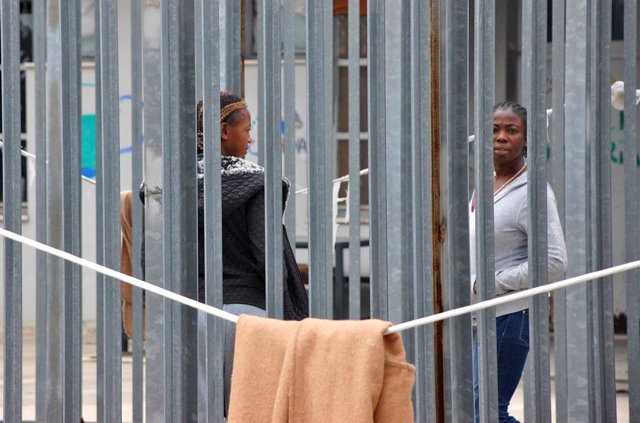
top-left (0, 227), bottom-right (238, 323)
top-left (0, 140), bottom-right (96, 185)
top-left (385, 259), bottom-right (640, 335)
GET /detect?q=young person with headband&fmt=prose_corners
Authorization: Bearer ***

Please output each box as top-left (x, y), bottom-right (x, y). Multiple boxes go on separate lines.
top-left (196, 91), bottom-right (309, 413)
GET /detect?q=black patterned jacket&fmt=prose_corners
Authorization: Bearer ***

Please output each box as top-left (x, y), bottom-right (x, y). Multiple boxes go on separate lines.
top-left (196, 156), bottom-right (309, 320)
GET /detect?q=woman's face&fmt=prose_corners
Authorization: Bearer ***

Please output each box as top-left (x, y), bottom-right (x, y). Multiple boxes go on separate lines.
top-left (492, 109), bottom-right (526, 166)
top-left (221, 108), bottom-right (252, 158)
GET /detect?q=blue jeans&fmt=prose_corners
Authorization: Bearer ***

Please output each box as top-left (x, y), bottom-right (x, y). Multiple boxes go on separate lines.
top-left (474, 309), bottom-right (529, 423)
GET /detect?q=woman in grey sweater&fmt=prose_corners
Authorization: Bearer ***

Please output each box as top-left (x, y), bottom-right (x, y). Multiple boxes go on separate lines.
top-left (469, 102), bottom-right (567, 423)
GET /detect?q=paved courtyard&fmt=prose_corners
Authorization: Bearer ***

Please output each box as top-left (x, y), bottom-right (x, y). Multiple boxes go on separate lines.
top-left (0, 330), bottom-right (632, 422)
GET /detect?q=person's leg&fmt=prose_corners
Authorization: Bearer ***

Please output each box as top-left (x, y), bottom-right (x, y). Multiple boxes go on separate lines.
top-left (223, 304), bottom-right (267, 415)
top-left (495, 310), bottom-right (529, 423)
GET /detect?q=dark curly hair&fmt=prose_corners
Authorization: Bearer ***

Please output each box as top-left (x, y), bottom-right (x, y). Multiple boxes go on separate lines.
top-left (196, 91), bottom-right (246, 156)
top-left (493, 101), bottom-right (527, 156)
top-left (493, 101), bottom-right (527, 138)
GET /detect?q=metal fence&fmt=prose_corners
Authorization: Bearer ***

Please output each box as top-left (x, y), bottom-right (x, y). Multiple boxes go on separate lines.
top-left (0, 0), bottom-right (638, 422)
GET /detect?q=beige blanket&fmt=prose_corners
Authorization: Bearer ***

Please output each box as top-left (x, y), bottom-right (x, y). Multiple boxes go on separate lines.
top-left (228, 315), bottom-right (415, 423)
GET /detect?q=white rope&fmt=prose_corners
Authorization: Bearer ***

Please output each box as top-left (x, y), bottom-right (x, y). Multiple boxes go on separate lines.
top-left (295, 168), bottom-right (369, 195)
top-left (2, 226), bottom-right (638, 335)
top-left (0, 227), bottom-right (239, 324)
top-left (0, 140), bottom-right (96, 185)
top-left (385, 259), bottom-right (640, 335)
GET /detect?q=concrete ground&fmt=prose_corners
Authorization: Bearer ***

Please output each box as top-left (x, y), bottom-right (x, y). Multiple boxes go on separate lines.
top-left (0, 330), bottom-right (632, 422)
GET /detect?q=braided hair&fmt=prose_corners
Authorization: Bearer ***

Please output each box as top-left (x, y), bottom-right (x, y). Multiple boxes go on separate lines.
top-left (493, 101), bottom-right (527, 156)
top-left (196, 91), bottom-right (247, 156)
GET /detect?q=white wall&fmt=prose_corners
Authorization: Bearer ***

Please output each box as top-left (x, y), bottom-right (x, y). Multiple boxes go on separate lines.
top-left (13, 1), bottom-right (133, 327)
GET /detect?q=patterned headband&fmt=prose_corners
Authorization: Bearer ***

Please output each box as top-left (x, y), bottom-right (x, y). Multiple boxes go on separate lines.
top-left (220, 101), bottom-right (247, 123)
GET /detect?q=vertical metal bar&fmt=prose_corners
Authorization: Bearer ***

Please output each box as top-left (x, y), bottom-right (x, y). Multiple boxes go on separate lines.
top-left (283, 0), bottom-right (296, 243)
top-left (384, 0), bottom-right (403, 324)
top-left (521, 0), bottom-right (551, 421)
top-left (624, 1), bottom-right (640, 421)
top-left (165, 1), bottom-right (199, 420)
top-left (163, 2), bottom-right (179, 417)
top-left (33, 0), bottom-right (48, 421)
top-left (260, 0), bottom-right (284, 319)
top-left (564, 1), bottom-right (593, 421)
top-left (473, 0), bottom-right (498, 421)
top-left (589, 2), bottom-right (616, 422)
top-left (550, 0), bottom-right (568, 421)
top-left (324, 0), bottom-right (334, 319)
top-left (347, 0), bottom-right (361, 320)
top-left (97, 0), bottom-right (122, 421)
top-left (222, 0), bottom-right (242, 94)
top-left (444, 1), bottom-right (473, 421)
top-left (199, 0), bottom-right (224, 420)
top-left (399, 1), bottom-right (415, 360)
top-left (45, 2), bottom-right (65, 421)
top-left (130, 0), bottom-right (145, 420)
top-left (255, 0), bottom-right (264, 168)
top-left (1, 0), bottom-right (23, 421)
top-left (45, 0), bottom-right (84, 421)
top-left (307, 0), bottom-right (333, 318)
top-left (367, 0), bottom-right (388, 320)
top-left (411, 1), bottom-right (436, 421)
top-left (429, 2), bottom-right (446, 419)
top-left (66, 2), bottom-right (83, 421)
top-left (382, 0), bottom-right (409, 328)
top-left (142, 0), bottom-right (169, 420)
top-left (94, 0), bottom-right (105, 419)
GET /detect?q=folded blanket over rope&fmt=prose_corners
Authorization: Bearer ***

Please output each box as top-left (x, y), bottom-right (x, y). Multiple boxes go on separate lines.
top-left (227, 315), bottom-right (415, 423)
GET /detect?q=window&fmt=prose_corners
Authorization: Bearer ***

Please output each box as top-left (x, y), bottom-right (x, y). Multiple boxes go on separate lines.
top-left (244, 0), bottom-right (308, 59)
top-left (334, 11), bottom-right (369, 206)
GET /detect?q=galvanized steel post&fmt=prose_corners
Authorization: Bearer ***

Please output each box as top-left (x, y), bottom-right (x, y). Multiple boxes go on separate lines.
top-left (33, 0), bottom-right (48, 420)
top-left (130, 0), bottom-right (145, 420)
top-left (564, 1), bottom-right (594, 420)
top-left (347, 0), bottom-right (361, 321)
top-left (410, 1), bottom-right (436, 421)
top-left (142, 0), bottom-right (171, 421)
top-left (283, 0), bottom-right (297, 245)
top-left (96, 0), bottom-right (122, 421)
top-left (1, 0), bottom-right (23, 421)
top-left (221, 0), bottom-right (242, 94)
top-left (550, 0), bottom-right (568, 420)
top-left (367, 0), bottom-right (388, 320)
top-left (473, 0), bottom-right (499, 421)
top-left (164, 0), bottom-right (200, 420)
top-left (260, 0), bottom-right (284, 319)
top-left (307, 0), bottom-right (334, 318)
top-left (589, 1), bottom-right (617, 421)
top-left (198, 0), bottom-right (224, 421)
top-left (624, 1), bottom-right (640, 421)
top-left (521, 0), bottom-right (551, 421)
top-left (444, 1), bottom-right (473, 421)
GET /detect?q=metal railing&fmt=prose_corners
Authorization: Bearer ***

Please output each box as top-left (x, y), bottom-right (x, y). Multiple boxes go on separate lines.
top-left (1, 1), bottom-right (637, 423)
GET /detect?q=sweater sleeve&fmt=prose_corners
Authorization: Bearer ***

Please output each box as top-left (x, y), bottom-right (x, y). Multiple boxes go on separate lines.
top-left (494, 185), bottom-right (568, 295)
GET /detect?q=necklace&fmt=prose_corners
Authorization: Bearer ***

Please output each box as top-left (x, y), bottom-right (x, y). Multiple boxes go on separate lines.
top-left (493, 163), bottom-right (527, 198)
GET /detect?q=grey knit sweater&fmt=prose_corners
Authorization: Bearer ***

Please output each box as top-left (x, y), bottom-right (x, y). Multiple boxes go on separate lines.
top-left (469, 172), bottom-right (568, 317)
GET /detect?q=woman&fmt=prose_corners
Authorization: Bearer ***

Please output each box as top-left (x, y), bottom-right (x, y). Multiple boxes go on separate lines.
top-left (196, 91), bottom-right (309, 411)
top-left (470, 101), bottom-right (567, 423)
